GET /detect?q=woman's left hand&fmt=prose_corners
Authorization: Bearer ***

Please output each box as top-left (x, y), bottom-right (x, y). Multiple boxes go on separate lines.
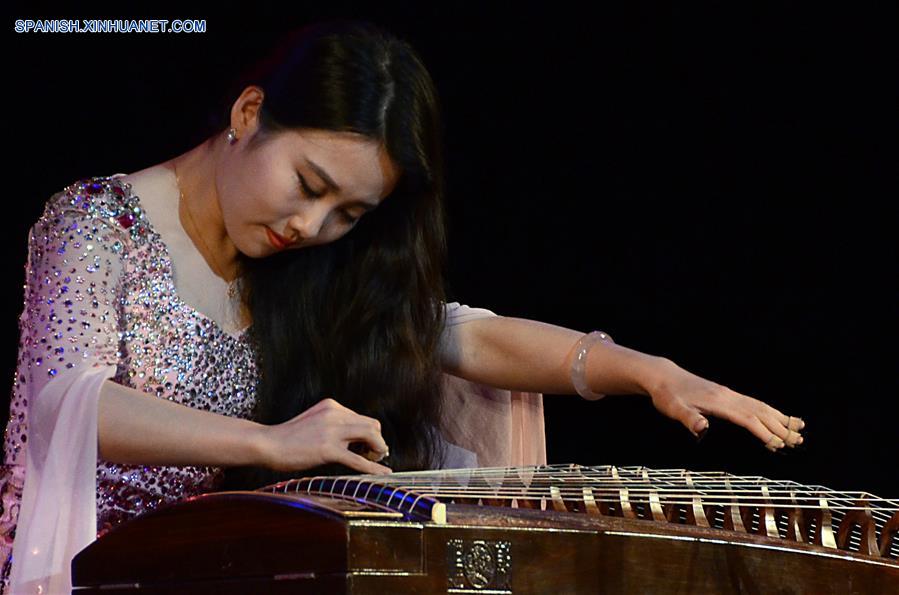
top-left (647, 360), bottom-right (806, 452)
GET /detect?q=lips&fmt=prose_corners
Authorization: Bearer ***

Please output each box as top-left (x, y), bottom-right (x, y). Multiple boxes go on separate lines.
top-left (267, 227), bottom-right (293, 249)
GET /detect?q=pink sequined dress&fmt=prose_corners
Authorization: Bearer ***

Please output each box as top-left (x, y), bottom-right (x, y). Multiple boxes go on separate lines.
top-left (0, 166), bottom-right (546, 594)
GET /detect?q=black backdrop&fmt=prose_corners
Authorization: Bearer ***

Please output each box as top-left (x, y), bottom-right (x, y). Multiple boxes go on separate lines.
top-left (6, 2), bottom-right (897, 499)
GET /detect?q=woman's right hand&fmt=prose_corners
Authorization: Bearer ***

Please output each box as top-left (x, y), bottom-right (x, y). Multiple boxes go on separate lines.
top-left (256, 397), bottom-right (393, 475)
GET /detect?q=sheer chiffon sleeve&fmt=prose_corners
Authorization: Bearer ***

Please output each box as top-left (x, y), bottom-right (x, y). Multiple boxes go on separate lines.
top-left (7, 198), bottom-right (126, 595)
top-left (437, 302), bottom-right (547, 470)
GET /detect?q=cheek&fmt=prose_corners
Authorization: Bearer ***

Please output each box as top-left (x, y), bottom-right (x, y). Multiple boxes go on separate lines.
top-left (224, 182), bottom-right (275, 224)
top-left (218, 187), bottom-right (259, 241)
top-left (227, 151), bottom-right (286, 216)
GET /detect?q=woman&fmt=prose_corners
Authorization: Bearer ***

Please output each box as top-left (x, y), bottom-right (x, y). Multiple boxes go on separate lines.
top-left (0, 19), bottom-right (805, 594)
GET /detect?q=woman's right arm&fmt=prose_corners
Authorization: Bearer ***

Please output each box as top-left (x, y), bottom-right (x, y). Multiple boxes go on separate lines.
top-left (28, 198), bottom-right (389, 476)
top-left (98, 380), bottom-right (392, 474)
top-left (26, 201), bottom-right (270, 469)
top-left (97, 378), bottom-right (267, 467)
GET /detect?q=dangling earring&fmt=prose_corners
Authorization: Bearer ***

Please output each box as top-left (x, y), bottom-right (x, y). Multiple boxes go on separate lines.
top-left (227, 128), bottom-right (238, 145)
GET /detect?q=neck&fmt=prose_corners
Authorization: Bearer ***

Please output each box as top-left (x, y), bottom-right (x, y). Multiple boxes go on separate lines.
top-left (170, 133), bottom-right (240, 283)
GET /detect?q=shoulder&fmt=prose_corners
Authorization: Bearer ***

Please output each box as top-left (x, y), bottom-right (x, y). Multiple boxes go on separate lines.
top-left (35, 174), bottom-right (150, 248)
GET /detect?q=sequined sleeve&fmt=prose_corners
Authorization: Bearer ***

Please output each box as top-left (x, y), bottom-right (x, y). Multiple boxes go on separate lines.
top-left (7, 199), bottom-right (125, 594)
top-left (24, 200), bottom-right (127, 395)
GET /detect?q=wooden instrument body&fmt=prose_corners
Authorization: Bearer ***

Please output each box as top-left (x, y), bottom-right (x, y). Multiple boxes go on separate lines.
top-left (72, 487), bottom-right (898, 594)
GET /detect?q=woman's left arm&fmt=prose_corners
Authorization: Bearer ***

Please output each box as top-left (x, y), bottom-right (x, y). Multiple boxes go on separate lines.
top-left (439, 315), bottom-right (805, 451)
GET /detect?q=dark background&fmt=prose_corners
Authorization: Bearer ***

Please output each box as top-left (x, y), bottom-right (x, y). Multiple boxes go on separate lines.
top-left (6, 2), bottom-right (897, 498)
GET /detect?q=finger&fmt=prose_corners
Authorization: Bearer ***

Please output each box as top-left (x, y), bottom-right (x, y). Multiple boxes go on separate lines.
top-left (781, 414), bottom-right (805, 447)
top-left (783, 414), bottom-right (806, 442)
top-left (349, 440), bottom-right (390, 462)
top-left (743, 415), bottom-right (787, 451)
top-left (349, 441), bottom-right (387, 462)
top-left (667, 398), bottom-right (709, 437)
top-left (759, 417), bottom-right (794, 449)
top-left (345, 423), bottom-right (389, 456)
top-left (335, 447), bottom-right (393, 475)
top-left (364, 447), bottom-right (389, 462)
top-left (345, 412), bottom-right (385, 441)
top-left (762, 411), bottom-right (805, 448)
top-left (771, 410), bottom-right (806, 432)
top-left (784, 414), bottom-right (806, 431)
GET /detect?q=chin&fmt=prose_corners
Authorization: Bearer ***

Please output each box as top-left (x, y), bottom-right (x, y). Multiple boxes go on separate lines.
top-left (233, 235), bottom-right (267, 259)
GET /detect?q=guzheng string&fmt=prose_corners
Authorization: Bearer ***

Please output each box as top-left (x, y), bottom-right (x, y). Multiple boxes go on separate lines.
top-left (265, 464), bottom-right (898, 518)
top-left (355, 466), bottom-right (894, 504)
top-left (260, 463), bottom-right (898, 560)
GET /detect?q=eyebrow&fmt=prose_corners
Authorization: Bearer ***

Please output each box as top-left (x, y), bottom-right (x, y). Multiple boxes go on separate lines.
top-left (305, 157), bottom-right (379, 210)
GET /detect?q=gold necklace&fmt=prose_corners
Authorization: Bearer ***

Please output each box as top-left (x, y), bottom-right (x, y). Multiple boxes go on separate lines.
top-left (172, 162), bottom-right (238, 300)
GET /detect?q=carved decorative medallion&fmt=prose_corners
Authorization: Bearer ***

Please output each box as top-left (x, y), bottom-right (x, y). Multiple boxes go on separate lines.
top-left (447, 538), bottom-right (512, 593)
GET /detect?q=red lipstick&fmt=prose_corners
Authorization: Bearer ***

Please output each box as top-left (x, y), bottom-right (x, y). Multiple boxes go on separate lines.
top-left (267, 227), bottom-right (293, 250)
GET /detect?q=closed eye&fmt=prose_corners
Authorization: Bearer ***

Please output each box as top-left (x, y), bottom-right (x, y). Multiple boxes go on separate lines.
top-left (299, 173), bottom-right (360, 226)
top-left (298, 174), bottom-right (326, 199)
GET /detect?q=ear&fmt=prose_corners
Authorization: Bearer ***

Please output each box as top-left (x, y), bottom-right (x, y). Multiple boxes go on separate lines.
top-left (229, 85), bottom-right (266, 140)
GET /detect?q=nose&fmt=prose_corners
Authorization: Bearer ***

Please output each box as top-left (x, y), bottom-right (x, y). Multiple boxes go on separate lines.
top-left (286, 203), bottom-right (329, 242)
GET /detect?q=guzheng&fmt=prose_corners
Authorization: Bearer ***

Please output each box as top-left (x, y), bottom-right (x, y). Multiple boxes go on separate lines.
top-left (71, 463), bottom-right (898, 593)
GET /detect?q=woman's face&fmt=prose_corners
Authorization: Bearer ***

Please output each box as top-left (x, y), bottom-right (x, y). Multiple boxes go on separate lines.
top-left (216, 92), bottom-right (401, 258)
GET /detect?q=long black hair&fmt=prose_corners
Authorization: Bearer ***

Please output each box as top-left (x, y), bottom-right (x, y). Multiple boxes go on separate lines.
top-left (214, 20), bottom-right (453, 490)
